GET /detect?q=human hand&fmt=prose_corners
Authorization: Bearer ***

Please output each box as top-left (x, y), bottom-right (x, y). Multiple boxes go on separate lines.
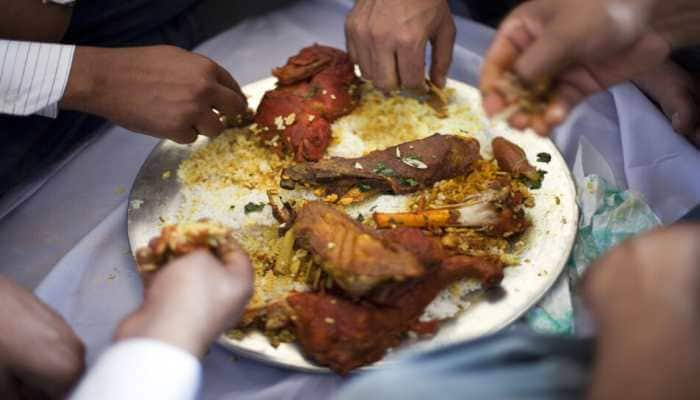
top-left (115, 248), bottom-right (253, 358)
top-left (0, 277), bottom-right (85, 399)
top-left (345, 0), bottom-right (456, 92)
top-left (632, 61), bottom-right (700, 148)
top-left (582, 224), bottom-right (700, 400)
top-left (60, 45), bottom-right (249, 144)
top-left (480, 0), bottom-right (673, 135)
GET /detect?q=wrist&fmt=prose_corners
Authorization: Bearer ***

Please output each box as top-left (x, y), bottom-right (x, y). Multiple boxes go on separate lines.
top-left (59, 46), bottom-right (101, 112)
top-left (114, 308), bottom-right (209, 359)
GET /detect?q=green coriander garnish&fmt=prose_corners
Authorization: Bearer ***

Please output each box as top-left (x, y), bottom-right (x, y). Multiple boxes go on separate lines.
top-left (398, 177), bottom-right (418, 187)
top-left (244, 202), bottom-right (266, 214)
top-left (523, 169), bottom-right (547, 189)
top-left (373, 162), bottom-right (396, 177)
top-left (358, 183), bottom-right (372, 192)
top-left (536, 152), bottom-right (552, 163)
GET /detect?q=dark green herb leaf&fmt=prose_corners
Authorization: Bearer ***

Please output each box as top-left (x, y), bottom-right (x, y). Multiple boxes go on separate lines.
top-left (356, 213), bottom-right (365, 222)
top-left (398, 177), bottom-right (418, 187)
top-left (536, 152), bottom-right (552, 163)
top-left (229, 205), bottom-right (236, 211)
top-left (523, 169), bottom-right (548, 189)
top-left (244, 202), bottom-right (266, 214)
top-left (358, 183), bottom-right (372, 192)
top-left (373, 162), bottom-right (395, 177)
top-left (369, 205), bottom-right (378, 212)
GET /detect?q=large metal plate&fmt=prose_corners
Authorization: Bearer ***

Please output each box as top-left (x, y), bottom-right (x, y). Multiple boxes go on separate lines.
top-left (128, 76), bottom-right (578, 373)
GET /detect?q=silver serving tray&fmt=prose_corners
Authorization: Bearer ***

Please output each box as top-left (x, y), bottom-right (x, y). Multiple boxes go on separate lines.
top-left (128, 77), bottom-right (578, 373)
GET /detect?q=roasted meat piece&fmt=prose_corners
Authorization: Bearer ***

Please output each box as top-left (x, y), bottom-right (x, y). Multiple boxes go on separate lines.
top-left (272, 44), bottom-right (351, 85)
top-left (379, 227), bottom-right (446, 268)
top-left (281, 134), bottom-right (482, 198)
top-left (284, 254), bottom-right (504, 374)
top-left (255, 44), bottom-right (360, 161)
top-left (134, 220), bottom-right (241, 286)
top-left (292, 202), bottom-right (425, 297)
top-left (492, 137), bottom-right (540, 182)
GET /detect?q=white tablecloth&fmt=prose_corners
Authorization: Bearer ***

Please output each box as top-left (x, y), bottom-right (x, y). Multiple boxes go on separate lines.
top-left (2, 0), bottom-right (699, 399)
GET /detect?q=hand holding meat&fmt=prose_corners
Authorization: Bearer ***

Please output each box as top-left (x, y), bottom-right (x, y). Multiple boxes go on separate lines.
top-left (0, 277), bottom-right (85, 399)
top-left (480, 0), bottom-right (700, 137)
top-left (345, 0), bottom-right (456, 91)
top-left (122, 236), bottom-right (253, 358)
top-left (60, 46), bottom-right (250, 144)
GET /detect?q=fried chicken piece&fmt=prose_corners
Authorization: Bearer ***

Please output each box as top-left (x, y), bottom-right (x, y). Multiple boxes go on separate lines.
top-left (255, 44), bottom-right (360, 161)
top-left (134, 220), bottom-right (240, 286)
top-left (272, 44), bottom-right (351, 85)
top-left (379, 227), bottom-right (446, 268)
top-left (281, 134), bottom-right (482, 197)
top-left (292, 202), bottom-right (424, 297)
top-left (285, 254), bottom-right (504, 374)
top-left (371, 228), bottom-right (504, 304)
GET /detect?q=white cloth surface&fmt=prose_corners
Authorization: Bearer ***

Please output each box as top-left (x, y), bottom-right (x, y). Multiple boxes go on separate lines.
top-left (0, 40), bottom-right (75, 117)
top-left (1, 0), bottom-right (699, 399)
top-left (70, 338), bottom-right (201, 400)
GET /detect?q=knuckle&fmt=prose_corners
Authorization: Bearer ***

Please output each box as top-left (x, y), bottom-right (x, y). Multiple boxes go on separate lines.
top-left (396, 30), bottom-right (419, 48)
top-left (355, 26), bottom-right (370, 41)
top-left (191, 79), bottom-right (215, 99)
top-left (369, 27), bottom-right (389, 42)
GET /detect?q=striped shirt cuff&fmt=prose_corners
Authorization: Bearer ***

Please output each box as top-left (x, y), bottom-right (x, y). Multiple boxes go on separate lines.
top-left (69, 339), bottom-right (202, 400)
top-left (0, 40), bottom-right (76, 118)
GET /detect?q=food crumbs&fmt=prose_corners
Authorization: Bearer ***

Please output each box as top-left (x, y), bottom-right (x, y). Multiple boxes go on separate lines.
top-left (130, 199), bottom-right (143, 210)
top-left (308, 115), bottom-right (316, 122)
top-left (162, 170), bottom-right (171, 180)
top-left (354, 162), bottom-right (363, 170)
top-left (284, 113), bottom-right (296, 126)
top-left (327, 242), bottom-right (336, 249)
top-left (244, 202), bottom-right (266, 214)
top-left (330, 94), bottom-right (337, 100)
top-left (324, 318), bottom-right (335, 324)
top-left (274, 116), bottom-right (285, 130)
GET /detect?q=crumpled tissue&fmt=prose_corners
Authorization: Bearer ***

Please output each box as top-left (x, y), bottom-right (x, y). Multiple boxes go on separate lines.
top-left (524, 136), bottom-right (662, 335)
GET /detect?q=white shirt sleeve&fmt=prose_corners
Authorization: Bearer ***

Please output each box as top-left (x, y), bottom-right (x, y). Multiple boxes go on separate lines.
top-left (0, 39), bottom-right (75, 118)
top-left (69, 339), bottom-right (202, 400)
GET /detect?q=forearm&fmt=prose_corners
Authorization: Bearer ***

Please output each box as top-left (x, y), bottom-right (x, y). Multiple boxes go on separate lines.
top-left (652, 0), bottom-right (700, 48)
top-left (0, 0), bottom-right (72, 42)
